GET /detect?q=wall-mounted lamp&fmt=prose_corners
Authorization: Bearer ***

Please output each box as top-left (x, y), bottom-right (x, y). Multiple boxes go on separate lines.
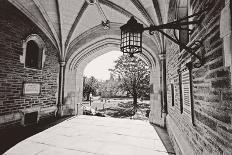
top-left (120, 5), bottom-right (211, 67)
top-left (120, 17), bottom-right (143, 57)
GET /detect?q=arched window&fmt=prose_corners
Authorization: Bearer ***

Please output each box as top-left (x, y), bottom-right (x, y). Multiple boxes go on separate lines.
top-left (25, 40), bottom-right (42, 69)
top-left (20, 34), bottom-right (46, 70)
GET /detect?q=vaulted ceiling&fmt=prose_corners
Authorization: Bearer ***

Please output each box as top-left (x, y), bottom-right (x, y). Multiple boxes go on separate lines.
top-left (8, 0), bottom-right (170, 61)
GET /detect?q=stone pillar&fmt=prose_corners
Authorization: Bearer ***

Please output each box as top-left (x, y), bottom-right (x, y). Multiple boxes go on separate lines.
top-left (73, 68), bottom-right (85, 115)
top-left (57, 61), bottom-right (65, 117)
top-left (149, 53), bottom-right (166, 127)
top-left (220, 0), bottom-right (231, 68)
top-left (159, 53), bottom-right (167, 116)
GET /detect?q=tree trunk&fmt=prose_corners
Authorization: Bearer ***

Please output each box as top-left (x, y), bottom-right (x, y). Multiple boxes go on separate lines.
top-left (86, 93), bottom-right (90, 101)
top-left (132, 78), bottom-right (138, 112)
top-left (133, 95), bottom-right (137, 108)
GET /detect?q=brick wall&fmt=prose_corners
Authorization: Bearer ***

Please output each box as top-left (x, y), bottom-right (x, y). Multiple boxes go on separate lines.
top-left (0, 1), bottom-right (59, 128)
top-left (166, 0), bottom-right (232, 154)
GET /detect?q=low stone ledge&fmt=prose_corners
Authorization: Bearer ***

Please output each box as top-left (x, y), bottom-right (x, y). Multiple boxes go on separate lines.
top-left (166, 115), bottom-right (195, 155)
top-left (20, 106), bottom-right (40, 114)
top-left (39, 106), bottom-right (57, 118)
top-left (0, 113), bottom-right (22, 128)
top-left (39, 106), bottom-right (57, 115)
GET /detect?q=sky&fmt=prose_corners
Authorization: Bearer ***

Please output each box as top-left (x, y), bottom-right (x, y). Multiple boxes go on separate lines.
top-left (84, 51), bottom-right (122, 80)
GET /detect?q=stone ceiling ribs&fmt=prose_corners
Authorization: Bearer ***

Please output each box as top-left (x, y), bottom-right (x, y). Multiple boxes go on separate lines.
top-left (130, 0), bottom-right (155, 25)
top-left (7, 0), bottom-right (166, 62)
top-left (152, 0), bottom-right (163, 24)
top-left (98, 0), bottom-right (146, 25)
top-left (96, 0), bottom-right (109, 23)
top-left (131, 0), bottom-right (162, 51)
top-left (8, 0), bottom-right (59, 51)
top-left (65, 1), bottom-right (88, 49)
top-left (32, 0), bottom-right (61, 52)
top-left (56, 0), bottom-right (64, 60)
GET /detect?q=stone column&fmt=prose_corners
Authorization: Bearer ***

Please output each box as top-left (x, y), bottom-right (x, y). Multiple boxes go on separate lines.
top-left (220, 0), bottom-right (231, 68)
top-left (159, 53), bottom-right (167, 116)
top-left (149, 53), bottom-right (167, 127)
top-left (57, 61), bottom-right (65, 117)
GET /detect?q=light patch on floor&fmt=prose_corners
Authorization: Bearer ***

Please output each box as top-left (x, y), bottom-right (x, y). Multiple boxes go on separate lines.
top-left (4, 116), bottom-right (175, 155)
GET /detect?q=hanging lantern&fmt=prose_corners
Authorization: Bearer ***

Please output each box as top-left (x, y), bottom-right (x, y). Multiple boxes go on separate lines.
top-left (120, 6), bottom-right (210, 67)
top-left (120, 16), bottom-right (143, 57)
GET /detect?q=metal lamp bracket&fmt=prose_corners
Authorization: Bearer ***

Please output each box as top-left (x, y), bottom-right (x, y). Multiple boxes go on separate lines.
top-left (143, 4), bottom-right (211, 68)
top-left (120, 2), bottom-right (212, 66)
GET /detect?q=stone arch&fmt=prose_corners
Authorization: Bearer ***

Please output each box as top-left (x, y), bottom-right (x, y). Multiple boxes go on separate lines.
top-left (64, 35), bottom-right (165, 126)
top-left (66, 23), bottom-right (162, 61)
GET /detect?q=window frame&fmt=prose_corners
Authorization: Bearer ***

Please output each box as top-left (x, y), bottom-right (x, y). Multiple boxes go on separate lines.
top-left (179, 60), bottom-right (195, 126)
top-left (20, 34), bottom-right (46, 71)
top-left (178, 69), bottom-right (183, 113)
top-left (171, 83), bottom-right (175, 106)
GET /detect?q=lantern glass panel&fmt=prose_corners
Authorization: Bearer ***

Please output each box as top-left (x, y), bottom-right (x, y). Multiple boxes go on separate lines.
top-left (120, 16), bottom-right (143, 55)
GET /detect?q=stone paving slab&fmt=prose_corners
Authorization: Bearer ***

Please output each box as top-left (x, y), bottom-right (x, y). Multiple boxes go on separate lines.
top-left (4, 116), bottom-right (175, 155)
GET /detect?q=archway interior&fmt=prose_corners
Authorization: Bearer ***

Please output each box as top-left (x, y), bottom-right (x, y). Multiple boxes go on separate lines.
top-left (64, 38), bottom-right (164, 126)
top-left (82, 50), bottom-right (150, 117)
top-left (6, 1), bottom-right (167, 126)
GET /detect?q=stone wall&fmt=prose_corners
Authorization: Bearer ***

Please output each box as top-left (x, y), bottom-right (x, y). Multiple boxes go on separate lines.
top-left (166, 0), bottom-right (232, 154)
top-left (0, 1), bottom-right (59, 128)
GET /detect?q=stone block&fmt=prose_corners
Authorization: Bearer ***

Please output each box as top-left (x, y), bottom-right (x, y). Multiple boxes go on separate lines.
top-left (211, 79), bottom-right (231, 89)
top-left (14, 112), bottom-right (21, 120)
top-left (217, 125), bottom-right (232, 143)
top-left (0, 115), bottom-right (5, 124)
top-left (222, 91), bottom-right (232, 100)
top-left (195, 111), bottom-right (217, 131)
top-left (4, 113), bottom-right (14, 122)
top-left (166, 115), bottom-right (195, 155)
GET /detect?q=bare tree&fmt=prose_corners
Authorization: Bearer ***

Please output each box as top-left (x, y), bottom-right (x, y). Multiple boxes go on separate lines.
top-left (83, 76), bottom-right (99, 101)
top-left (110, 55), bottom-right (150, 110)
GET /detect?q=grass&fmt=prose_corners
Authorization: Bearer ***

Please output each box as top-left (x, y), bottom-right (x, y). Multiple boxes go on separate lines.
top-left (90, 99), bottom-right (150, 120)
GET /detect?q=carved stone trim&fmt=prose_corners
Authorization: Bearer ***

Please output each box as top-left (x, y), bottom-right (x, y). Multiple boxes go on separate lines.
top-left (21, 34), bottom-right (46, 70)
top-left (158, 53), bottom-right (166, 60)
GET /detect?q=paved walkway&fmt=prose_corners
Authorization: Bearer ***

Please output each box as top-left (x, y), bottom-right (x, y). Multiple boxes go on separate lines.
top-left (4, 116), bottom-right (175, 155)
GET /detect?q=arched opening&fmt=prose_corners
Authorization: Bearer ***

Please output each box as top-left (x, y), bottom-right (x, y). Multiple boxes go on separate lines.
top-left (64, 36), bottom-right (165, 126)
top-left (81, 51), bottom-right (151, 119)
top-left (25, 40), bottom-right (41, 69)
top-left (82, 51), bottom-right (122, 101)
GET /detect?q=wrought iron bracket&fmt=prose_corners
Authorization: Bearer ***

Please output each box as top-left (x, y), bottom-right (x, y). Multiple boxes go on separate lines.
top-left (141, 5), bottom-right (210, 68)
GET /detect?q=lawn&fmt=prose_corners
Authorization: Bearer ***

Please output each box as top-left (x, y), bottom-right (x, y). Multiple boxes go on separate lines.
top-left (83, 98), bottom-right (150, 121)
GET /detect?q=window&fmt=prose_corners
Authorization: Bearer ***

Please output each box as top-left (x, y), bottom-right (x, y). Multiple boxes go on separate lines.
top-left (20, 34), bottom-right (46, 70)
top-left (171, 84), bottom-right (175, 106)
top-left (25, 41), bottom-right (42, 69)
top-left (180, 62), bottom-right (195, 125)
top-left (178, 69), bottom-right (183, 113)
top-left (181, 68), bottom-right (191, 116)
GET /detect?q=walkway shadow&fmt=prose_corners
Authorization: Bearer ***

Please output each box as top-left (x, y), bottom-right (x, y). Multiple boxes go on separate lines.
top-left (151, 124), bottom-right (176, 155)
top-left (0, 116), bottom-right (72, 154)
